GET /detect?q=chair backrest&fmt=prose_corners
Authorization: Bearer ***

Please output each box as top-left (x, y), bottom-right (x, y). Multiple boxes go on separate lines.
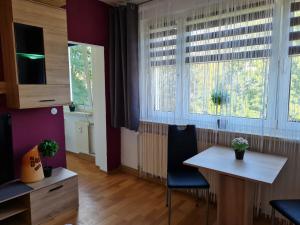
top-left (167, 125), bottom-right (198, 173)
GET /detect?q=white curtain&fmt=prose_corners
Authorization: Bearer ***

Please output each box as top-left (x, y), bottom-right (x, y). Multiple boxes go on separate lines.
top-left (139, 0), bottom-right (300, 139)
top-left (138, 0), bottom-right (300, 222)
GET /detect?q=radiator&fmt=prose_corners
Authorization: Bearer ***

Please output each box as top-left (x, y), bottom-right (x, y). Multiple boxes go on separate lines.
top-left (75, 121), bottom-right (90, 154)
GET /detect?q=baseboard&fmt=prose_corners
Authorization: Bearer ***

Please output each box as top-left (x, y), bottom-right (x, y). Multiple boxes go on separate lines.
top-left (66, 151), bottom-right (95, 163)
top-left (119, 165), bottom-right (166, 185)
top-left (78, 152), bottom-right (95, 163)
top-left (120, 165), bottom-right (139, 177)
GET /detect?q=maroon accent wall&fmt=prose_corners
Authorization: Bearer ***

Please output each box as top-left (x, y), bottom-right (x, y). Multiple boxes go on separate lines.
top-left (0, 96), bottom-right (66, 177)
top-left (66, 0), bottom-right (121, 170)
top-left (9, 106), bottom-right (66, 177)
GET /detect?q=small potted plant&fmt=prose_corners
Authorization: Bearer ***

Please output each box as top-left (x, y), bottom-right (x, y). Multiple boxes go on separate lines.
top-left (211, 89), bottom-right (229, 128)
top-left (69, 102), bottom-right (76, 112)
top-left (231, 137), bottom-right (249, 160)
top-left (38, 140), bottom-right (59, 177)
top-left (211, 89), bottom-right (229, 113)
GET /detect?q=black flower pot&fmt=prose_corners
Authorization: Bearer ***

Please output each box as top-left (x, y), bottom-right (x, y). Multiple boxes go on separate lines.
top-left (43, 166), bottom-right (53, 177)
top-left (69, 103), bottom-right (76, 112)
top-left (235, 150), bottom-right (245, 160)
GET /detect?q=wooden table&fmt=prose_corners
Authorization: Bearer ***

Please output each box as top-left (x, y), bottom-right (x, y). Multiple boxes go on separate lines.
top-left (184, 146), bottom-right (287, 225)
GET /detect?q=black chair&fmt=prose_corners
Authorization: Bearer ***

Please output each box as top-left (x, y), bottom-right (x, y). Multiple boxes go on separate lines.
top-left (166, 125), bottom-right (210, 225)
top-left (270, 200), bottom-right (300, 225)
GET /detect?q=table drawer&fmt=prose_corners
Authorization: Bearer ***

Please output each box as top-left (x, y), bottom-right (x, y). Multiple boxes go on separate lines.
top-left (30, 176), bottom-right (78, 225)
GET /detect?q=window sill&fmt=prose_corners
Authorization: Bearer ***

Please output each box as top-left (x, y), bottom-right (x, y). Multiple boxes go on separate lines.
top-left (64, 111), bottom-right (93, 117)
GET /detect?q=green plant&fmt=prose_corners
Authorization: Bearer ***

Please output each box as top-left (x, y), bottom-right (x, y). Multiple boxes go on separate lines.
top-left (211, 90), bottom-right (229, 115)
top-left (38, 140), bottom-right (59, 167)
top-left (211, 90), bottom-right (229, 106)
top-left (231, 137), bottom-right (249, 152)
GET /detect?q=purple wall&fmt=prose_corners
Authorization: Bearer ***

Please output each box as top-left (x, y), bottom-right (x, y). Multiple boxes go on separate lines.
top-left (66, 0), bottom-right (121, 171)
top-left (0, 96), bottom-right (66, 177)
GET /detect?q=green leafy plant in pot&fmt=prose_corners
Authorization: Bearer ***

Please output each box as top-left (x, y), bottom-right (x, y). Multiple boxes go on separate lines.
top-left (211, 89), bottom-right (229, 128)
top-left (38, 140), bottom-right (59, 177)
top-left (211, 89), bottom-right (229, 113)
top-left (231, 137), bottom-right (249, 160)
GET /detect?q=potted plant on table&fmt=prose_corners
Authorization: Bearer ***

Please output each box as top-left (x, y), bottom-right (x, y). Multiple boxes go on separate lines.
top-left (38, 140), bottom-right (59, 177)
top-left (231, 137), bottom-right (249, 160)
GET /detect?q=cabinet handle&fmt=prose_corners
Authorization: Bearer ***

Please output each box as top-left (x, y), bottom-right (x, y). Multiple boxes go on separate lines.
top-left (39, 99), bottom-right (56, 102)
top-left (49, 185), bottom-right (64, 192)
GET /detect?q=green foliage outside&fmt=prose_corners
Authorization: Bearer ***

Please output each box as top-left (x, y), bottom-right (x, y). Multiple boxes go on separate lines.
top-left (151, 66), bottom-right (176, 112)
top-left (289, 56), bottom-right (300, 122)
top-left (189, 59), bottom-right (267, 119)
top-left (69, 45), bottom-right (93, 108)
top-left (152, 57), bottom-right (300, 122)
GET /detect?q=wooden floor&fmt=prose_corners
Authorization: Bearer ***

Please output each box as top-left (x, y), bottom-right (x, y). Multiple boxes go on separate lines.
top-left (42, 153), bottom-right (271, 225)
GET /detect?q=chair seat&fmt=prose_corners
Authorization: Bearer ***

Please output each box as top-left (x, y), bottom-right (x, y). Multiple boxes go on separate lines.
top-left (167, 170), bottom-right (209, 189)
top-left (270, 200), bottom-right (300, 225)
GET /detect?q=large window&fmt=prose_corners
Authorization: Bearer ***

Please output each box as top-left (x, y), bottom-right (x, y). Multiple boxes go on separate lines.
top-left (69, 44), bottom-right (93, 111)
top-left (140, 0), bottom-right (300, 138)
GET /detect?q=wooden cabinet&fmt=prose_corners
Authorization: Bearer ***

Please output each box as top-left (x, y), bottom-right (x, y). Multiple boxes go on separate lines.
top-left (0, 0), bottom-right (70, 109)
top-left (0, 168), bottom-right (79, 225)
top-left (29, 174), bottom-right (78, 225)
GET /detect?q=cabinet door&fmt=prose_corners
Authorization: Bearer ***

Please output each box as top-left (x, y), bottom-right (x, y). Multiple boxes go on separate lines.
top-left (12, 0), bottom-right (69, 85)
top-left (30, 177), bottom-right (78, 225)
top-left (18, 85), bottom-right (70, 108)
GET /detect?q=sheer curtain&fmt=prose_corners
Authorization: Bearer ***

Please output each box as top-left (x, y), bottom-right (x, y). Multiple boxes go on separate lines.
top-left (140, 0), bottom-right (275, 136)
top-left (139, 0), bottom-right (300, 221)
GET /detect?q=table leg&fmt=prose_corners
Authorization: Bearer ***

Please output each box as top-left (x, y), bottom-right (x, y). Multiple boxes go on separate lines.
top-left (217, 174), bottom-right (254, 225)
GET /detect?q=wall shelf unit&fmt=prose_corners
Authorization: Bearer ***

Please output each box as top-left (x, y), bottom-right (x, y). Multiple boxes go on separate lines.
top-left (0, 0), bottom-right (70, 109)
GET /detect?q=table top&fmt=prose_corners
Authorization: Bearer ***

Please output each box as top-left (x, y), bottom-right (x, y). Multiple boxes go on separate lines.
top-left (184, 146), bottom-right (287, 184)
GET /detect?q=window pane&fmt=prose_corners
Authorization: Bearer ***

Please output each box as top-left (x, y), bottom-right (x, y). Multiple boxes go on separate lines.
top-left (69, 45), bottom-right (93, 107)
top-left (188, 59), bottom-right (267, 119)
top-left (151, 66), bottom-right (176, 112)
top-left (289, 56), bottom-right (300, 122)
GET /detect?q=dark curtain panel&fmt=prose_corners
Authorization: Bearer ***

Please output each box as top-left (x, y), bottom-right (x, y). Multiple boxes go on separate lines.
top-left (109, 4), bottom-right (139, 131)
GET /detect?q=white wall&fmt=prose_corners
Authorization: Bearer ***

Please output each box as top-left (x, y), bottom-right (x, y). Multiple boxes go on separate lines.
top-left (121, 128), bottom-right (139, 170)
top-left (92, 46), bottom-right (108, 172)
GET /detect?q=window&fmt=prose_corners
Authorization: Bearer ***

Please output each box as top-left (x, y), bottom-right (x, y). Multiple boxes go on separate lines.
top-left (184, 1), bottom-right (272, 120)
top-left (187, 60), bottom-right (268, 119)
top-left (69, 44), bottom-right (93, 111)
top-left (148, 19), bottom-right (178, 114)
top-left (140, 0), bottom-right (300, 139)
